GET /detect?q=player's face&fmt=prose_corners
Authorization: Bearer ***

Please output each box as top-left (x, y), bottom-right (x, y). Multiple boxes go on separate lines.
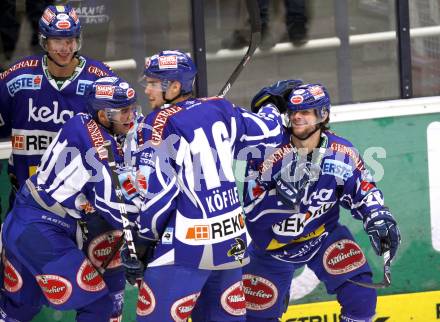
top-left (144, 77), bottom-right (167, 109)
top-left (289, 109), bottom-right (320, 139)
top-left (46, 37), bottom-right (79, 66)
top-left (108, 105), bottom-right (139, 134)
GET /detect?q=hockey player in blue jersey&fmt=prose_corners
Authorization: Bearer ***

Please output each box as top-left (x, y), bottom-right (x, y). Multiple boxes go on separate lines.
top-left (0, 5), bottom-right (130, 320)
top-left (0, 4), bottom-right (116, 196)
top-left (122, 50), bottom-right (290, 321)
top-left (0, 77), bottom-right (140, 322)
top-left (241, 82), bottom-right (401, 322)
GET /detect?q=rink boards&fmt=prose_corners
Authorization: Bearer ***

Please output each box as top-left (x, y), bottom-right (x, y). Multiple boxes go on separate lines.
top-left (282, 290), bottom-right (440, 322)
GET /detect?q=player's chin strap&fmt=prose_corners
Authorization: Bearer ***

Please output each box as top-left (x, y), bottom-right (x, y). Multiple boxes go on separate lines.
top-left (347, 250), bottom-right (391, 289)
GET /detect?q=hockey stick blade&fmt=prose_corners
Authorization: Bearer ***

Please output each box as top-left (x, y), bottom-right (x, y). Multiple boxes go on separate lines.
top-left (348, 250), bottom-right (391, 289)
top-left (218, 0), bottom-right (261, 97)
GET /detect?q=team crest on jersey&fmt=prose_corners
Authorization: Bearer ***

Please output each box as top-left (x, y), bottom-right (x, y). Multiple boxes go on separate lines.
top-left (3, 257), bottom-right (23, 293)
top-left (137, 282), bottom-right (156, 316)
top-left (36, 274), bottom-right (73, 305)
top-left (227, 237), bottom-right (246, 263)
top-left (76, 259), bottom-right (106, 292)
top-left (323, 239), bottom-right (366, 275)
top-left (162, 227), bottom-right (174, 244)
top-left (170, 292), bottom-right (200, 322)
top-left (242, 274), bottom-right (277, 311)
top-left (220, 281), bottom-right (246, 316)
top-left (6, 74), bottom-right (42, 97)
top-left (150, 106), bottom-right (183, 145)
top-left (88, 231), bottom-right (123, 269)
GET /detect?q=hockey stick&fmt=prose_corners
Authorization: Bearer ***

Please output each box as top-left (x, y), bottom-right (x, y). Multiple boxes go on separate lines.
top-left (347, 250), bottom-right (391, 289)
top-left (102, 140), bottom-right (142, 287)
top-left (97, 232), bottom-right (125, 274)
top-left (218, 0), bottom-right (261, 97)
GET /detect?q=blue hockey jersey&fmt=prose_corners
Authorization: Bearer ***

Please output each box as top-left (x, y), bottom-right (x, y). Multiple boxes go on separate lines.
top-left (135, 98), bottom-right (283, 270)
top-left (0, 54), bottom-right (114, 186)
top-left (243, 130), bottom-right (387, 263)
top-left (27, 113), bottom-right (139, 228)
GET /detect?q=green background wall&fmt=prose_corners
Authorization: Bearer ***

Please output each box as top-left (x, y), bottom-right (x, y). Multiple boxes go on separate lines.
top-left (1, 112), bottom-right (439, 321)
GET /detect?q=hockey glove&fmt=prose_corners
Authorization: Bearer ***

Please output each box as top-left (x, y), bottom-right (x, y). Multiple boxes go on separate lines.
top-left (250, 79), bottom-right (303, 114)
top-left (120, 236), bottom-right (156, 285)
top-left (363, 209), bottom-right (401, 260)
top-left (275, 176), bottom-right (301, 210)
top-left (120, 243), bottom-right (145, 286)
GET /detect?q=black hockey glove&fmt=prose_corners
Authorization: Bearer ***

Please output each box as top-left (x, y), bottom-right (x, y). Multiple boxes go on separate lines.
top-left (275, 176), bottom-right (301, 210)
top-left (120, 243), bottom-right (144, 286)
top-left (363, 209), bottom-right (401, 260)
top-left (120, 236), bottom-right (156, 285)
top-left (250, 79), bottom-right (303, 114)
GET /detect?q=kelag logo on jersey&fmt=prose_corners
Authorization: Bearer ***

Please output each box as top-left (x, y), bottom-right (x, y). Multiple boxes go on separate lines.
top-left (76, 80), bottom-right (93, 95)
top-left (6, 74), bottom-right (42, 97)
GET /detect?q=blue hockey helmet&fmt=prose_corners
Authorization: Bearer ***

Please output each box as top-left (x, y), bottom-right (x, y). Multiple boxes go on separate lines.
top-left (86, 77), bottom-right (138, 120)
top-left (144, 50), bottom-right (197, 94)
top-left (39, 5), bottom-right (81, 39)
top-left (286, 83), bottom-right (331, 121)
